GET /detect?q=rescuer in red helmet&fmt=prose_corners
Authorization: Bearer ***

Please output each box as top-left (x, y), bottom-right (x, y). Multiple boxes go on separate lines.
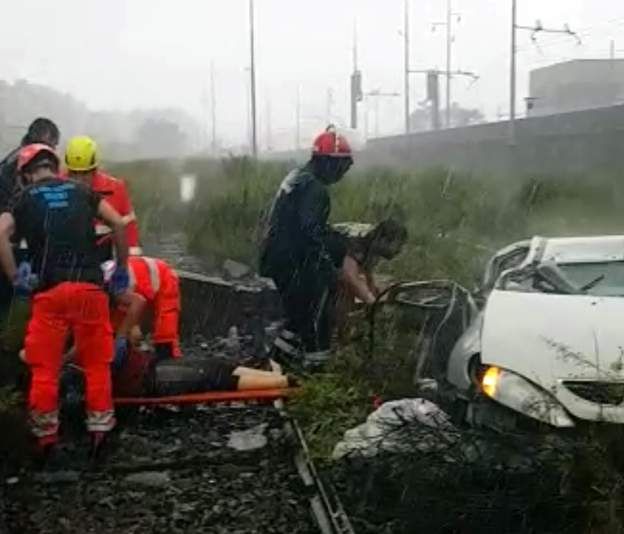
top-left (0, 143), bottom-right (129, 460)
top-left (259, 126), bottom-right (354, 369)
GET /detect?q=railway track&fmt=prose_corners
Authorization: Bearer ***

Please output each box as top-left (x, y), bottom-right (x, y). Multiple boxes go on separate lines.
top-left (2, 401), bottom-right (353, 534)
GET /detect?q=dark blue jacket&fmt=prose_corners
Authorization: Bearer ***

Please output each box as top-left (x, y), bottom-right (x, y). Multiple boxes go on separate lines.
top-left (260, 164), bottom-right (345, 281)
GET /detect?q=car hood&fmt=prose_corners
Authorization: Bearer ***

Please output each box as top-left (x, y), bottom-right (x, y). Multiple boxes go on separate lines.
top-left (481, 289), bottom-right (624, 422)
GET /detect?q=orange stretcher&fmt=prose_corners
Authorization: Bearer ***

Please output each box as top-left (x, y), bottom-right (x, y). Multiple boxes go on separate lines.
top-left (114, 388), bottom-right (300, 406)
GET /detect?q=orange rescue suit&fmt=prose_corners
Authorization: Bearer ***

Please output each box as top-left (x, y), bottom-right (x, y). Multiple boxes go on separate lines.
top-left (127, 256), bottom-right (181, 357)
top-left (62, 170), bottom-right (141, 255)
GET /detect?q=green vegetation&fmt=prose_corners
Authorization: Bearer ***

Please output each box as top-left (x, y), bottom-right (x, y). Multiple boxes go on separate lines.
top-left (115, 156), bottom-right (624, 284)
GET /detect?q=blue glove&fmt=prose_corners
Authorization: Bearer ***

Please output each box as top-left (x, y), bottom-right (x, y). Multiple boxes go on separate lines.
top-left (13, 261), bottom-right (38, 297)
top-left (113, 336), bottom-right (128, 371)
top-left (110, 266), bottom-right (129, 296)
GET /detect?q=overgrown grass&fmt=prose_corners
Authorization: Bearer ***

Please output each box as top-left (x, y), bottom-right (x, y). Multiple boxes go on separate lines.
top-left (115, 157), bottom-right (624, 284)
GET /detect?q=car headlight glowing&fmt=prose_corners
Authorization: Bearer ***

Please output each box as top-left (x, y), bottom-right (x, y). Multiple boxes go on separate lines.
top-left (482, 366), bottom-right (500, 398)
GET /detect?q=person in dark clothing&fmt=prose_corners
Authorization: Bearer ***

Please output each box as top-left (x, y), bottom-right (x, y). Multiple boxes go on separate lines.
top-left (0, 118), bottom-right (60, 211)
top-left (0, 119), bottom-right (60, 360)
top-left (259, 126), bottom-right (353, 369)
top-left (112, 346), bottom-right (297, 399)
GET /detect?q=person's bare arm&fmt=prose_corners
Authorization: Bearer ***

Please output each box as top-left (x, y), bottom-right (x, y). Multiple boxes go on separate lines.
top-left (340, 255), bottom-right (376, 305)
top-left (365, 270), bottom-right (379, 296)
top-left (117, 292), bottom-right (147, 338)
top-left (98, 199), bottom-right (128, 267)
top-left (0, 213), bottom-right (17, 281)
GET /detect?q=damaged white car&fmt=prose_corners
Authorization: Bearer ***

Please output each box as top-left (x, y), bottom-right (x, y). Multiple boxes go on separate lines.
top-left (443, 235), bottom-right (624, 431)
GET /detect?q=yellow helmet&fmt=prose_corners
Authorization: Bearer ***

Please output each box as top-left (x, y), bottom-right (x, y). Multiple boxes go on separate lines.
top-left (65, 136), bottom-right (100, 172)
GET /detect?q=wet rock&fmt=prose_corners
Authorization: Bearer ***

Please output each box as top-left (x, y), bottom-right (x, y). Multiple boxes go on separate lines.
top-left (124, 471), bottom-right (171, 488)
top-left (35, 470), bottom-right (80, 484)
top-left (5, 476), bottom-right (19, 485)
top-left (222, 259), bottom-right (251, 280)
top-left (227, 423), bottom-right (268, 451)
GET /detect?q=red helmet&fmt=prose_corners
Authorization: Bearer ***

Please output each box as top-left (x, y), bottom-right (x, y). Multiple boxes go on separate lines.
top-left (312, 126), bottom-right (352, 158)
top-left (17, 143), bottom-right (59, 173)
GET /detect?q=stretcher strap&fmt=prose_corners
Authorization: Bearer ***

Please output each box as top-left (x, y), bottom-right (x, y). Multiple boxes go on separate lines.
top-left (114, 388), bottom-right (300, 406)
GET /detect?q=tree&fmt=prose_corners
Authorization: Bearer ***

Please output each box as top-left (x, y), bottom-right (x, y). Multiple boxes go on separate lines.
top-left (134, 118), bottom-right (189, 159)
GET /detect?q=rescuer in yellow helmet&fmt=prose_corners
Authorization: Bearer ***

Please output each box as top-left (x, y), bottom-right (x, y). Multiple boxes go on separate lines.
top-left (64, 136), bottom-right (142, 260)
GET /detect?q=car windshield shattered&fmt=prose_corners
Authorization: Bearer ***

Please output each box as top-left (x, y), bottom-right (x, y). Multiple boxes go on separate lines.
top-left (558, 261), bottom-right (624, 297)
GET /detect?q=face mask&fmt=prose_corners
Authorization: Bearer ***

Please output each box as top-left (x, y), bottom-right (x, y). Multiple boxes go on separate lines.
top-left (314, 156), bottom-right (353, 184)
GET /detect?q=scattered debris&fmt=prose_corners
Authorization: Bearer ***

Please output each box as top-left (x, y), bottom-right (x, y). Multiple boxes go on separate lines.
top-left (332, 398), bottom-right (457, 460)
top-left (3, 407), bottom-right (317, 533)
top-left (124, 471), bottom-right (171, 488)
top-left (34, 470), bottom-right (80, 485)
top-left (227, 423), bottom-right (269, 452)
top-left (222, 259), bottom-right (252, 280)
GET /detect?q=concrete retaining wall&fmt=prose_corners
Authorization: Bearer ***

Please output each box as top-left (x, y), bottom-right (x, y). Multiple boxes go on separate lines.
top-left (363, 105), bottom-right (624, 175)
top-left (177, 270), bottom-right (281, 339)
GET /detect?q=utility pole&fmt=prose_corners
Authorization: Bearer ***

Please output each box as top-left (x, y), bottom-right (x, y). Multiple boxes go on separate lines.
top-left (410, 69), bottom-right (478, 130)
top-left (249, 0), bottom-right (258, 157)
top-left (210, 61), bottom-right (217, 154)
top-left (432, 0), bottom-right (459, 128)
top-left (509, 1), bottom-right (580, 145)
top-left (509, 0), bottom-right (517, 145)
top-left (428, 71), bottom-right (441, 130)
top-left (445, 0), bottom-right (452, 128)
top-left (611, 39), bottom-right (616, 60)
top-left (350, 20), bottom-right (363, 130)
top-left (404, 0), bottom-right (410, 133)
top-left (265, 96), bottom-right (272, 152)
top-left (295, 85), bottom-right (301, 150)
top-left (326, 88), bottom-right (334, 124)
top-left (200, 85), bottom-right (209, 151)
top-left (245, 68), bottom-right (251, 150)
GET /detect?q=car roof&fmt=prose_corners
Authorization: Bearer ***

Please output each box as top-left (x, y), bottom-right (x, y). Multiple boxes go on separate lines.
top-left (533, 235), bottom-right (624, 264)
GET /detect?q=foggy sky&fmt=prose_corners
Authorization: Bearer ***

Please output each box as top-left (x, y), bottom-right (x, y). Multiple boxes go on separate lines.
top-left (2, 1), bottom-right (624, 150)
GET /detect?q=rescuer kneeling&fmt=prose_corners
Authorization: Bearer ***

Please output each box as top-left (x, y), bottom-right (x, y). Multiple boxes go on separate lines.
top-left (104, 256), bottom-right (182, 365)
top-left (0, 144), bottom-right (129, 458)
top-left (103, 257), bottom-right (297, 398)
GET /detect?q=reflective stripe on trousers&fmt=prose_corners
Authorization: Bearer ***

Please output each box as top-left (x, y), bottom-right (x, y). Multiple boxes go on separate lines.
top-left (86, 410), bottom-right (116, 432)
top-left (30, 409), bottom-right (59, 438)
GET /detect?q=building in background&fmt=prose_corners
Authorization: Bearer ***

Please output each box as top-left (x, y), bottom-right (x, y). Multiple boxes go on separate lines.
top-left (528, 59), bottom-right (624, 117)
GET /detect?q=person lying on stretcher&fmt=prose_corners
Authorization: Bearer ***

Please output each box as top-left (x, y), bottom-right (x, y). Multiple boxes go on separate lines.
top-left (103, 257), bottom-right (298, 398)
top-left (105, 256), bottom-right (296, 396)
